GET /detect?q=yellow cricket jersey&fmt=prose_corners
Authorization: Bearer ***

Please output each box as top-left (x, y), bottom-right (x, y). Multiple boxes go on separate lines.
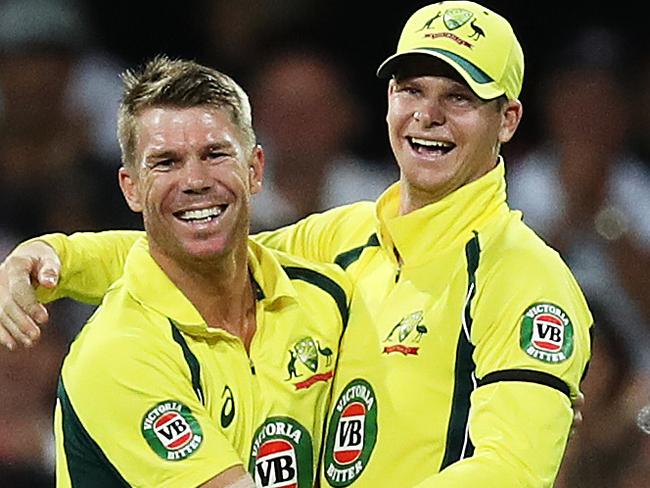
top-left (39, 162), bottom-right (593, 487)
top-left (256, 162), bottom-right (593, 488)
top-left (53, 237), bottom-right (349, 488)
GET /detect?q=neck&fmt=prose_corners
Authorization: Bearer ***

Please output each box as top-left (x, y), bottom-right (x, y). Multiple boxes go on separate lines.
top-left (399, 181), bottom-right (445, 215)
top-left (399, 159), bottom-right (500, 215)
top-left (151, 241), bottom-right (257, 349)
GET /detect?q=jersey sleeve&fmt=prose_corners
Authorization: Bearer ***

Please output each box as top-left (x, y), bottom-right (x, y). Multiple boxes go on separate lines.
top-left (33, 231), bottom-right (143, 305)
top-left (252, 202), bottom-right (375, 264)
top-left (58, 320), bottom-right (242, 488)
top-left (472, 246), bottom-right (592, 399)
top-left (415, 248), bottom-right (593, 487)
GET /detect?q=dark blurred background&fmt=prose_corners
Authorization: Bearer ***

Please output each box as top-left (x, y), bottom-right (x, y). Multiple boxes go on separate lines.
top-left (1, 0), bottom-right (649, 486)
top-left (84, 0), bottom-right (650, 162)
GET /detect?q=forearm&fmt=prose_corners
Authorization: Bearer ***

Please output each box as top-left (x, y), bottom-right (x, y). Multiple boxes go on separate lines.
top-left (34, 231), bottom-right (142, 304)
top-left (415, 383), bottom-right (572, 488)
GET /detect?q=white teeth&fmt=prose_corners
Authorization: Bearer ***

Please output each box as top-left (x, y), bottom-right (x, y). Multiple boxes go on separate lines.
top-left (178, 206), bottom-right (223, 221)
top-left (410, 137), bottom-right (453, 148)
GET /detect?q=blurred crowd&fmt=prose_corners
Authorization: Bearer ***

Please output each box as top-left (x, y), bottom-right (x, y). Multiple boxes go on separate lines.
top-left (0, 0), bottom-right (649, 486)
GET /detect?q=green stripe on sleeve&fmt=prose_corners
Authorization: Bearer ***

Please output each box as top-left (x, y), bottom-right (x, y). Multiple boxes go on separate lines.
top-left (58, 379), bottom-right (130, 487)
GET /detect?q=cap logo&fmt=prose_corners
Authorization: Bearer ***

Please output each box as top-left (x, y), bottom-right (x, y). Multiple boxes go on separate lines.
top-left (416, 8), bottom-right (486, 48)
top-left (443, 8), bottom-right (473, 30)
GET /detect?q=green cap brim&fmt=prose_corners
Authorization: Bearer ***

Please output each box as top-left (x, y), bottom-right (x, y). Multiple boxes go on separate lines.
top-left (376, 49), bottom-right (505, 100)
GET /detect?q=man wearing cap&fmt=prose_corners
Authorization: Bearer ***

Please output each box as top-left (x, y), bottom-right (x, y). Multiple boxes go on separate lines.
top-left (0, 2), bottom-right (591, 487)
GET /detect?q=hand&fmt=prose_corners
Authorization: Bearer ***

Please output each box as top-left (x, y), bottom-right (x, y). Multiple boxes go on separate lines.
top-left (570, 392), bottom-right (585, 437)
top-left (0, 240), bottom-right (61, 350)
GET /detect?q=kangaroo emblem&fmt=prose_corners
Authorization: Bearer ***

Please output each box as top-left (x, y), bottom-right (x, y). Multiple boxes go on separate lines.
top-left (417, 11), bottom-right (442, 31)
top-left (286, 349), bottom-right (301, 380)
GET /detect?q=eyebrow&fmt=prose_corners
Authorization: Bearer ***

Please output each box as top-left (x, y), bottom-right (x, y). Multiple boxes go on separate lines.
top-left (205, 141), bottom-right (234, 151)
top-left (144, 141), bottom-right (235, 160)
top-left (145, 150), bottom-right (178, 162)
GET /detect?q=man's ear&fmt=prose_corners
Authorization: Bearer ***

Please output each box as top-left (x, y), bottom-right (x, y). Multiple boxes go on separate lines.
top-left (248, 144), bottom-right (265, 196)
top-left (498, 99), bottom-right (523, 144)
top-left (118, 167), bottom-right (143, 212)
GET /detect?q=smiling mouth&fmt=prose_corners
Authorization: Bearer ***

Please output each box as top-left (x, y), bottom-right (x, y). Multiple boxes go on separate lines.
top-left (174, 205), bottom-right (228, 224)
top-left (407, 137), bottom-right (455, 156)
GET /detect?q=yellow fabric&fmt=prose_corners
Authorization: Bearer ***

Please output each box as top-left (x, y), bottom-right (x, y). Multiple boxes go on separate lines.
top-left (41, 162), bottom-right (591, 487)
top-left (256, 162), bottom-right (592, 487)
top-left (35, 231), bottom-right (142, 305)
top-left (376, 1), bottom-right (524, 100)
top-left (55, 237), bottom-right (349, 487)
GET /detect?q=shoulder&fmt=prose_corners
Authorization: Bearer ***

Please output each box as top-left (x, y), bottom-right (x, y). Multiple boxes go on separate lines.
top-left (273, 249), bottom-right (352, 303)
top-left (64, 283), bottom-right (173, 373)
top-left (307, 200), bottom-right (376, 233)
top-left (477, 214), bottom-right (590, 315)
top-left (481, 213), bottom-right (566, 276)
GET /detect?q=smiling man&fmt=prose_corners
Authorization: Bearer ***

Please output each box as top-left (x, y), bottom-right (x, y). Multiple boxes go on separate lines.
top-left (212, 3), bottom-right (592, 486)
top-left (37, 56), bottom-right (349, 488)
top-left (0, 2), bottom-right (591, 487)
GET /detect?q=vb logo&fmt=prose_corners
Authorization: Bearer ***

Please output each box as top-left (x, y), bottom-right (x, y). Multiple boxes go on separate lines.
top-left (248, 417), bottom-right (313, 488)
top-left (324, 379), bottom-right (378, 487)
top-left (521, 303), bottom-right (574, 364)
top-left (142, 401), bottom-right (203, 461)
top-left (255, 439), bottom-right (298, 487)
top-left (532, 314), bottom-right (564, 352)
top-left (153, 412), bottom-right (192, 449)
top-left (334, 403), bottom-right (366, 464)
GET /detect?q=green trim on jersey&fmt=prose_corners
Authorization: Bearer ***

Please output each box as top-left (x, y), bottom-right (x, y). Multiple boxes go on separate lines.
top-left (334, 234), bottom-right (379, 270)
top-left (58, 380), bottom-right (130, 487)
top-left (441, 233), bottom-right (480, 470)
top-left (170, 320), bottom-right (205, 405)
top-left (283, 266), bottom-right (349, 329)
top-left (478, 369), bottom-right (571, 399)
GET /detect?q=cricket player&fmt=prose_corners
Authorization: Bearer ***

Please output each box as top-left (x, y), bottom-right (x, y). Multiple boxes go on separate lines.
top-left (32, 56), bottom-right (349, 487)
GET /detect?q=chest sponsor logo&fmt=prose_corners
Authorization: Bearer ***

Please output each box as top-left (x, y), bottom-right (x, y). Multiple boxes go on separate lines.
top-left (383, 310), bottom-right (427, 356)
top-left (248, 417), bottom-right (313, 488)
top-left (286, 336), bottom-right (335, 390)
top-left (323, 379), bottom-right (378, 487)
top-left (520, 303), bottom-right (574, 363)
top-left (141, 401), bottom-right (203, 461)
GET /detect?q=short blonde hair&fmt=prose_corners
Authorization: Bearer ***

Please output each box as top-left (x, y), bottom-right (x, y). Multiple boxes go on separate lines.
top-left (117, 55), bottom-right (255, 169)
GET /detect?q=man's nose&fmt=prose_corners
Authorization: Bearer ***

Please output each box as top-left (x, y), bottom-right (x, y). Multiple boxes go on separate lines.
top-left (182, 158), bottom-right (212, 193)
top-left (413, 103), bottom-right (444, 127)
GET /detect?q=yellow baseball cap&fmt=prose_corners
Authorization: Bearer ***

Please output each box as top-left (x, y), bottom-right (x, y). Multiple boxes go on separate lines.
top-left (377, 1), bottom-right (524, 100)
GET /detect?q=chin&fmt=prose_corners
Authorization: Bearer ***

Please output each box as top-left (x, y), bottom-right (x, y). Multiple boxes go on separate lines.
top-left (182, 238), bottom-right (232, 260)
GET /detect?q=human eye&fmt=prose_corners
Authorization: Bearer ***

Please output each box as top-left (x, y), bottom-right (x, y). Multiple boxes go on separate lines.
top-left (396, 82), bottom-right (420, 96)
top-left (208, 149), bottom-right (228, 160)
top-left (145, 158), bottom-right (175, 171)
top-left (205, 145), bottom-right (235, 164)
top-left (448, 91), bottom-right (472, 104)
